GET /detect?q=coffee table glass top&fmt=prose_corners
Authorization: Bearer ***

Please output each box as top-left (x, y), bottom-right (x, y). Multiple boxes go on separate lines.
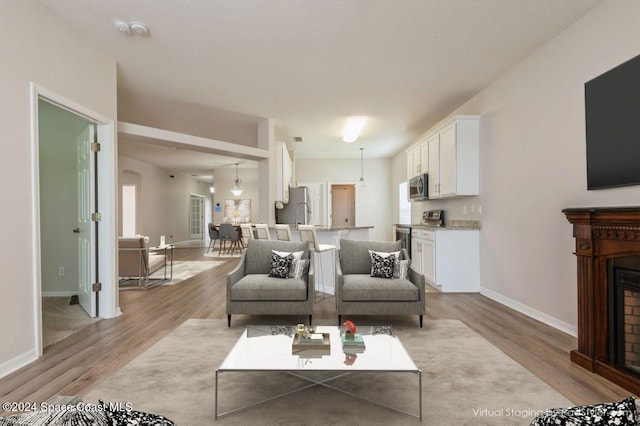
top-left (219, 325), bottom-right (418, 372)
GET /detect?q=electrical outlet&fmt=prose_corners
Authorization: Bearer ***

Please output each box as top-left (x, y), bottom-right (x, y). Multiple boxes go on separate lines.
top-left (462, 205), bottom-right (468, 215)
top-left (58, 267), bottom-right (65, 276)
top-left (469, 204), bottom-right (476, 214)
top-left (478, 204), bottom-right (482, 215)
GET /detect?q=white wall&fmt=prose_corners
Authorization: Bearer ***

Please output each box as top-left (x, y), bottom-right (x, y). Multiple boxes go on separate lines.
top-left (295, 158), bottom-right (393, 241)
top-left (0, 0), bottom-right (117, 375)
top-left (118, 155), bottom-right (212, 245)
top-left (212, 166), bottom-right (260, 225)
top-left (393, 0), bottom-right (640, 334)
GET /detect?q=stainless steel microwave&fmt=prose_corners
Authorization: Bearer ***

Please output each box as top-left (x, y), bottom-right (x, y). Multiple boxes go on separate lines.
top-left (409, 174), bottom-right (428, 201)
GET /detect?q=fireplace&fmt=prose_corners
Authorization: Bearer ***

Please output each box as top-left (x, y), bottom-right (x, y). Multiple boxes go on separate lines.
top-left (564, 207), bottom-right (640, 394)
top-left (613, 267), bottom-right (640, 374)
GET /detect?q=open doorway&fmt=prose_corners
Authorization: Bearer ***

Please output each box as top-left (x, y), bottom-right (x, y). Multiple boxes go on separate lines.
top-left (331, 184), bottom-right (355, 227)
top-left (32, 84), bottom-right (118, 357)
top-left (38, 99), bottom-right (100, 348)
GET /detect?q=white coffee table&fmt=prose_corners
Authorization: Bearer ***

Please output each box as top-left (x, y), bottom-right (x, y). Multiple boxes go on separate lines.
top-left (215, 325), bottom-right (422, 421)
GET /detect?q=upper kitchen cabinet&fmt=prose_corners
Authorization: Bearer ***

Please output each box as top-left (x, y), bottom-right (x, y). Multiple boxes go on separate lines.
top-left (426, 115), bottom-right (479, 199)
top-left (276, 141), bottom-right (292, 203)
top-left (406, 140), bottom-right (428, 181)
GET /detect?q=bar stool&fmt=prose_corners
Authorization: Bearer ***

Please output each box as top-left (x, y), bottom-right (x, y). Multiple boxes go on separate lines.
top-left (298, 224), bottom-right (336, 300)
top-left (240, 223), bottom-right (254, 247)
top-left (275, 224), bottom-right (293, 241)
top-left (254, 224), bottom-right (271, 240)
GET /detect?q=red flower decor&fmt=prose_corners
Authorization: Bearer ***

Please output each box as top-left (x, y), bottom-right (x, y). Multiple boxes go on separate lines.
top-left (343, 320), bottom-right (357, 334)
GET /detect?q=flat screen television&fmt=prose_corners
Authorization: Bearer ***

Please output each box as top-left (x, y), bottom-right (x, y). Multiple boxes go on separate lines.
top-left (585, 53), bottom-right (640, 190)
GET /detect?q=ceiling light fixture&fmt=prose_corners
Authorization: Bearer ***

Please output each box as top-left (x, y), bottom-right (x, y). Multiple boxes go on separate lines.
top-left (343, 117), bottom-right (367, 143)
top-left (231, 163), bottom-right (243, 196)
top-left (358, 147), bottom-right (368, 187)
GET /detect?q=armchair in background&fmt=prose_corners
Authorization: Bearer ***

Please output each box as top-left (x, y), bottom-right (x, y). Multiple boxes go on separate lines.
top-left (118, 236), bottom-right (169, 289)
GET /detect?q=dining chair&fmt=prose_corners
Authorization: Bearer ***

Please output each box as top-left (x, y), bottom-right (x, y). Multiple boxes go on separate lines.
top-left (218, 223), bottom-right (241, 256)
top-left (254, 224), bottom-right (271, 240)
top-left (298, 224), bottom-right (336, 300)
top-left (240, 223), bottom-right (254, 247)
top-left (207, 223), bottom-right (219, 254)
top-left (275, 224), bottom-right (293, 241)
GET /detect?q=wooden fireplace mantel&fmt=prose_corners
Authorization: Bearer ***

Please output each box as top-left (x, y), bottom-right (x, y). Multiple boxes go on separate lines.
top-left (564, 206), bottom-right (640, 394)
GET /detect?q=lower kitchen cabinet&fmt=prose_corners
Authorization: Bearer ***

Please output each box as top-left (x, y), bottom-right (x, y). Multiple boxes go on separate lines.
top-left (413, 228), bottom-right (479, 292)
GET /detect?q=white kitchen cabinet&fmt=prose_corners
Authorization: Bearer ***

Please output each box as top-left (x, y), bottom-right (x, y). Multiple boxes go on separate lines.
top-left (406, 141), bottom-right (428, 181)
top-left (426, 115), bottom-right (479, 199)
top-left (410, 229), bottom-right (423, 274)
top-left (420, 230), bottom-right (435, 284)
top-left (427, 133), bottom-right (440, 198)
top-left (275, 142), bottom-right (292, 203)
top-left (418, 228), bottom-right (479, 292)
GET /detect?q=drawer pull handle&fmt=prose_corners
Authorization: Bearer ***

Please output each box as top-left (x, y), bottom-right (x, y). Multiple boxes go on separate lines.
top-left (579, 243), bottom-right (591, 250)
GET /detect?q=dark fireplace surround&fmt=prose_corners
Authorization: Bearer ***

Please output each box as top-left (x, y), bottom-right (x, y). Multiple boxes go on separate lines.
top-left (564, 207), bottom-right (640, 394)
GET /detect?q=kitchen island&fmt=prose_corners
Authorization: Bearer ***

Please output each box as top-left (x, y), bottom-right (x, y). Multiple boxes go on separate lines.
top-left (270, 225), bottom-right (373, 296)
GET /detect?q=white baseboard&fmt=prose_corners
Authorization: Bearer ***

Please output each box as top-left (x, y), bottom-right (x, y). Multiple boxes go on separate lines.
top-left (42, 291), bottom-right (76, 298)
top-left (0, 348), bottom-right (38, 379)
top-left (480, 287), bottom-right (577, 337)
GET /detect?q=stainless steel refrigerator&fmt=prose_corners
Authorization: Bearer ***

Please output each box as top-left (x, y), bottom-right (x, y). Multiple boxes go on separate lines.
top-left (275, 187), bottom-right (311, 225)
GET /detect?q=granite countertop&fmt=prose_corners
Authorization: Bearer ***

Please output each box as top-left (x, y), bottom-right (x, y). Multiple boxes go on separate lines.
top-left (407, 220), bottom-right (480, 230)
top-left (271, 225), bottom-right (373, 232)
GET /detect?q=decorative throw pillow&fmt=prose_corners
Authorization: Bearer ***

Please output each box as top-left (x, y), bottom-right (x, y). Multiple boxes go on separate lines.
top-left (290, 259), bottom-right (310, 279)
top-left (529, 396), bottom-right (637, 426)
top-left (269, 251), bottom-right (294, 278)
top-left (394, 259), bottom-right (410, 280)
top-left (371, 252), bottom-right (396, 278)
top-left (274, 250), bottom-right (304, 261)
top-left (101, 400), bottom-right (176, 426)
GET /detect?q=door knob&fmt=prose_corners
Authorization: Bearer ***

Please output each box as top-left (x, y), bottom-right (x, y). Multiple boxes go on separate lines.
top-left (73, 228), bottom-right (80, 234)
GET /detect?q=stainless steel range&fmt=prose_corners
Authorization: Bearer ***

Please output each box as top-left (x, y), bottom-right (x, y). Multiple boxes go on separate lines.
top-left (422, 210), bottom-right (445, 227)
top-left (394, 225), bottom-right (412, 257)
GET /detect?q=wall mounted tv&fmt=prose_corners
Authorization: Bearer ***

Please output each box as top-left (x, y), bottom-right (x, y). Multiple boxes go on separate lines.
top-left (585, 53), bottom-right (640, 190)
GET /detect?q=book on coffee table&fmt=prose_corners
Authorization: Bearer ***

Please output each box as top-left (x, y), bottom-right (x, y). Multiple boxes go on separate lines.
top-left (341, 333), bottom-right (365, 347)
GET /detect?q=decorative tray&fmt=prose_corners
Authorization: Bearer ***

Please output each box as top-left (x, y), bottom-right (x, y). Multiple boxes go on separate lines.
top-left (291, 332), bottom-right (331, 352)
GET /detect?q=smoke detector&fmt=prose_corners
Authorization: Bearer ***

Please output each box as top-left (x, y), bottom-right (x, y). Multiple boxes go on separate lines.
top-left (114, 20), bottom-right (149, 36)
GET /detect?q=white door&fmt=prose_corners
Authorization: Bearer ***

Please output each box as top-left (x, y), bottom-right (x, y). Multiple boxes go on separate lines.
top-left (427, 133), bottom-right (440, 198)
top-left (422, 238), bottom-right (436, 284)
top-left (439, 123), bottom-right (457, 196)
top-left (77, 124), bottom-right (96, 317)
top-left (190, 195), bottom-right (204, 239)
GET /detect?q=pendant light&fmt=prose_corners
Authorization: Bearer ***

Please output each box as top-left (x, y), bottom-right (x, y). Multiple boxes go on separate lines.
top-left (358, 147), bottom-right (368, 187)
top-left (231, 163), bottom-right (243, 196)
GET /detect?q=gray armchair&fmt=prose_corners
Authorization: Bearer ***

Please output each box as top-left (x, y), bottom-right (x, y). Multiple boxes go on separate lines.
top-left (336, 239), bottom-right (426, 327)
top-left (226, 239), bottom-right (314, 327)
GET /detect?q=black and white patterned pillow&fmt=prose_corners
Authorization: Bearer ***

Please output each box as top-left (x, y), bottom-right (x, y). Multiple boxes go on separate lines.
top-left (269, 251), bottom-right (294, 278)
top-left (371, 252), bottom-right (396, 278)
top-left (530, 396), bottom-right (637, 426)
top-left (290, 259), bottom-right (310, 279)
top-left (394, 259), bottom-right (410, 280)
top-left (101, 400), bottom-right (176, 426)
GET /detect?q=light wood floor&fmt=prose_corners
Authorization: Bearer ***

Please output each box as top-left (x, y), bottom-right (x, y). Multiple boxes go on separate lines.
top-left (0, 247), bottom-right (632, 412)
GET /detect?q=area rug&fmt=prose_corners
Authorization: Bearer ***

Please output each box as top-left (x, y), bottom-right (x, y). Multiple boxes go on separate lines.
top-left (84, 319), bottom-right (573, 425)
top-left (120, 261), bottom-right (225, 288)
top-left (42, 297), bottom-right (101, 348)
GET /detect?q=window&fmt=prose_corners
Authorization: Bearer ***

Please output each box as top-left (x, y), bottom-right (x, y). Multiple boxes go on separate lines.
top-left (122, 184), bottom-right (136, 236)
top-left (399, 182), bottom-right (411, 224)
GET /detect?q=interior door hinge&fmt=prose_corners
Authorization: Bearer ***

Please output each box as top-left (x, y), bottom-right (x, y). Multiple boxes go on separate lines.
top-left (91, 212), bottom-right (102, 222)
top-left (92, 282), bottom-right (102, 292)
top-left (90, 142), bottom-right (101, 152)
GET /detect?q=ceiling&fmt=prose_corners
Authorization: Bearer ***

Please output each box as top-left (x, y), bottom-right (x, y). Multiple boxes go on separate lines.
top-left (39, 0), bottom-right (602, 174)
